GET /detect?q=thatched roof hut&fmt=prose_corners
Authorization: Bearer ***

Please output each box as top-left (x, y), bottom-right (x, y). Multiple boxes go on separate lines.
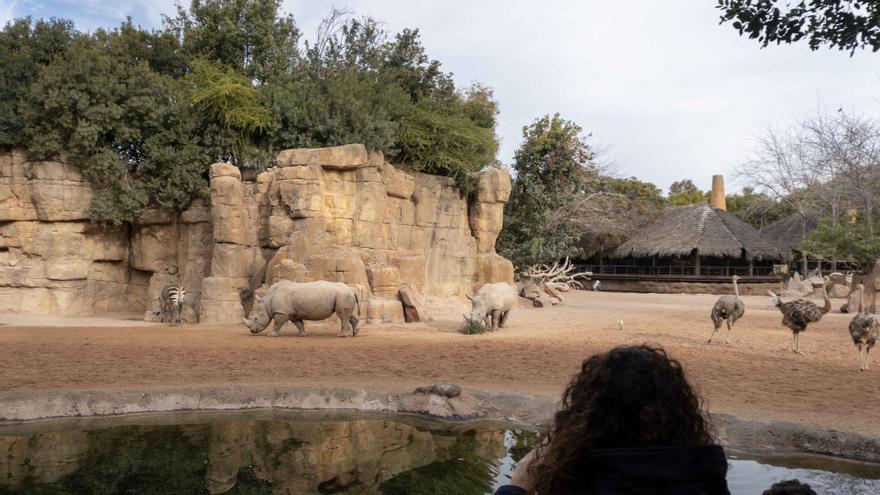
top-left (761, 211), bottom-right (821, 255)
top-left (612, 204), bottom-right (784, 276)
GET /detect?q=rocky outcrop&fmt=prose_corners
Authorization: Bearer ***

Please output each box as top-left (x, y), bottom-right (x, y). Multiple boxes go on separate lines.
top-left (0, 145), bottom-right (514, 322)
top-left (0, 150), bottom-right (147, 315)
top-left (202, 145), bottom-right (513, 324)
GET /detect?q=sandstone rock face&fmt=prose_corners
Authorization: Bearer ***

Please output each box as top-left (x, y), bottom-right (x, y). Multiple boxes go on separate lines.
top-left (1, 145), bottom-right (513, 322)
top-left (0, 152), bottom-right (147, 315)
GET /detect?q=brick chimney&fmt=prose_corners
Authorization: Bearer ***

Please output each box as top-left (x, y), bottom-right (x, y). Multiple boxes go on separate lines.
top-left (710, 175), bottom-right (726, 210)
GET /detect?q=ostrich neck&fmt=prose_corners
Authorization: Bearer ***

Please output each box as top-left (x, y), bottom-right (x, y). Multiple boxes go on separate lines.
top-left (822, 287), bottom-right (831, 314)
top-left (733, 279), bottom-right (739, 298)
top-left (860, 287), bottom-right (866, 313)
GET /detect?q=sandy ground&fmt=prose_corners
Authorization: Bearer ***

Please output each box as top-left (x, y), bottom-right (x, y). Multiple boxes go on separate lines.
top-left (1, 291), bottom-right (879, 436)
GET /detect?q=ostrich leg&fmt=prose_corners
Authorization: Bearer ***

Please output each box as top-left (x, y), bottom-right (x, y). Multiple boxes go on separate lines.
top-left (725, 320), bottom-right (733, 344)
top-left (795, 333), bottom-right (805, 355)
top-left (867, 346), bottom-right (873, 370)
top-left (707, 324), bottom-right (719, 344)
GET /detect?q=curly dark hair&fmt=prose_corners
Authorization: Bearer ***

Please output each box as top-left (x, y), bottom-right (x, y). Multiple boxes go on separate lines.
top-left (531, 344), bottom-right (714, 494)
top-left (762, 479), bottom-right (817, 495)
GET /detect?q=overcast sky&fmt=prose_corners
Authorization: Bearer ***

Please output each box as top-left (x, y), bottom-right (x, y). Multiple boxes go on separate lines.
top-left (4, 0), bottom-right (880, 192)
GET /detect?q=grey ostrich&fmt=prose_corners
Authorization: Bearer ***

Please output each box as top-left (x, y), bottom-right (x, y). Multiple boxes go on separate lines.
top-left (708, 274), bottom-right (745, 344)
top-left (848, 283), bottom-right (879, 371)
top-left (768, 277), bottom-right (831, 355)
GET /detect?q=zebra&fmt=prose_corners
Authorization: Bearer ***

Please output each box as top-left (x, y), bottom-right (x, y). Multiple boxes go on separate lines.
top-left (159, 284), bottom-right (186, 324)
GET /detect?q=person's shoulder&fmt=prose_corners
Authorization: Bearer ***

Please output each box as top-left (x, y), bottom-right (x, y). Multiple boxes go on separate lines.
top-left (493, 485), bottom-right (528, 495)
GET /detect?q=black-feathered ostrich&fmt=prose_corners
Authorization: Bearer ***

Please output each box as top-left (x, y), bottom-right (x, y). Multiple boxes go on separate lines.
top-left (768, 277), bottom-right (830, 355)
top-left (848, 283), bottom-right (879, 371)
top-left (708, 274), bottom-right (745, 344)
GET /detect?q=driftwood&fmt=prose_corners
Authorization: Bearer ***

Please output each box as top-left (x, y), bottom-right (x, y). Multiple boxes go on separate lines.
top-left (521, 257), bottom-right (592, 291)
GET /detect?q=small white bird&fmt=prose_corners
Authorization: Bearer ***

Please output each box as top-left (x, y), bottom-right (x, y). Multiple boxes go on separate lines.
top-left (593, 280), bottom-right (601, 291)
top-left (617, 319), bottom-right (624, 331)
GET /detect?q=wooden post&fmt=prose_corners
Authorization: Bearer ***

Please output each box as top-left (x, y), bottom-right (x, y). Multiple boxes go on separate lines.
top-left (748, 257), bottom-right (754, 276)
top-left (694, 250), bottom-right (701, 276)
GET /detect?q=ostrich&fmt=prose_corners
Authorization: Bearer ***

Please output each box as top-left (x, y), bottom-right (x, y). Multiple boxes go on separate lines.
top-left (768, 277), bottom-right (830, 355)
top-left (708, 274), bottom-right (745, 344)
top-left (848, 283), bottom-right (879, 371)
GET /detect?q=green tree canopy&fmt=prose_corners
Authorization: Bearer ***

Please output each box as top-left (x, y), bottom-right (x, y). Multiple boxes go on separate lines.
top-left (718, 0), bottom-right (880, 53)
top-left (669, 179), bottom-right (699, 195)
top-left (666, 179), bottom-right (708, 205)
top-left (725, 186), bottom-right (791, 229)
top-left (498, 113), bottom-right (593, 268)
top-left (802, 217), bottom-right (880, 269)
top-left (1, 0), bottom-right (499, 223)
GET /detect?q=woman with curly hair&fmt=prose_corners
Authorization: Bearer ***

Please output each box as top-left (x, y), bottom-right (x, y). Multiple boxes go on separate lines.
top-left (495, 344), bottom-right (730, 495)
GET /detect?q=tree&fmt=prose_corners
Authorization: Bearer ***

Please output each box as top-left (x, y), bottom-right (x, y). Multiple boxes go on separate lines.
top-left (3, 2), bottom-right (500, 223)
top-left (726, 187), bottom-right (790, 228)
top-left (717, 0), bottom-right (880, 53)
top-left (668, 179), bottom-right (699, 195)
top-left (0, 17), bottom-right (76, 146)
top-left (188, 58), bottom-right (275, 166)
top-left (22, 30), bottom-right (209, 223)
top-left (737, 109), bottom-right (880, 269)
top-left (165, 0), bottom-right (300, 84)
top-left (498, 114), bottom-right (593, 269)
top-left (802, 218), bottom-right (880, 269)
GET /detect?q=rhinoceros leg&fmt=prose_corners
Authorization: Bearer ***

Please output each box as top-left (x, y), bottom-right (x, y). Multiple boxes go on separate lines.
top-left (350, 315), bottom-right (359, 336)
top-left (267, 313), bottom-right (288, 337)
top-left (499, 310), bottom-right (510, 328)
top-left (338, 313), bottom-right (352, 337)
top-left (292, 319), bottom-right (306, 336)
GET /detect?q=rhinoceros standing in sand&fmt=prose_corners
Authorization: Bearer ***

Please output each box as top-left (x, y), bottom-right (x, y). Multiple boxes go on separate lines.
top-left (467, 282), bottom-right (517, 330)
top-left (242, 280), bottom-right (360, 337)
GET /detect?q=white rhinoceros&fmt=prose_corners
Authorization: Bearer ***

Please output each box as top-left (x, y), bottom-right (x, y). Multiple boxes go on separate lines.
top-left (242, 280), bottom-right (360, 337)
top-left (467, 282), bottom-right (517, 330)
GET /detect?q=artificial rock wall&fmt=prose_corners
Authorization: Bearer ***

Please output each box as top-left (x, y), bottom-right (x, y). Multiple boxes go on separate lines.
top-left (0, 145), bottom-right (513, 323)
top-left (0, 149), bottom-right (148, 315)
top-left (200, 144), bottom-right (513, 324)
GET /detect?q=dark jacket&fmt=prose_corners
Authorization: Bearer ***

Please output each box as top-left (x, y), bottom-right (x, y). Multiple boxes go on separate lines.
top-left (494, 445), bottom-right (730, 495)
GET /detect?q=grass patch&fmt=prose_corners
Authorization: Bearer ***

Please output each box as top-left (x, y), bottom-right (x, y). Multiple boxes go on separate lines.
top-left (458, 318), bottom-right (489, 335)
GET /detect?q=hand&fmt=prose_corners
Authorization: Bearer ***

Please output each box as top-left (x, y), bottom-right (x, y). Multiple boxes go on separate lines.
top-left (509, 447), bottom-right (541, 492)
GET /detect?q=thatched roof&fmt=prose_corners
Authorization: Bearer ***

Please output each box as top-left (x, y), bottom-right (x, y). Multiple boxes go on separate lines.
top-left (613, 203), bottom-right (784, 259)
top-left (761, 211), bottom-right (821, 253)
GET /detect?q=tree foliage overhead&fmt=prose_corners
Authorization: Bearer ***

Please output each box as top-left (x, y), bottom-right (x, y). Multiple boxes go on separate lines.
top-left (718, 0), bottom-right (880, 53)
top-left (498, 114), bottom-right (593, 268)
top-left (0, 0), bottom-right (498, 223)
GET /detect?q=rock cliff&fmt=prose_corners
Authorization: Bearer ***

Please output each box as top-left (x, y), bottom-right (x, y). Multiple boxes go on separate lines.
top-left (0, 145), bottom-right (513, 323)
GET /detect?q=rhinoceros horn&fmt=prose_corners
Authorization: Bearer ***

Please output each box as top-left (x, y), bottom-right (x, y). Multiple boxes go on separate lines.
top-left (242, 316), bottom-right (254, 327)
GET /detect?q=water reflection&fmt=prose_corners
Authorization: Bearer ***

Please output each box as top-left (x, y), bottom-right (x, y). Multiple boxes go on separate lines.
top-left (0, 411), bottom-right (512, 494)
top-left (0, 411), bottom-right (878, 495)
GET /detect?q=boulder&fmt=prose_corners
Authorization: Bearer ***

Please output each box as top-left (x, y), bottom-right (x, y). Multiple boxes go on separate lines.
top-left (399, 283), bottom-right (429, 322)
top-left (475, 167), bottom-right (512, 203)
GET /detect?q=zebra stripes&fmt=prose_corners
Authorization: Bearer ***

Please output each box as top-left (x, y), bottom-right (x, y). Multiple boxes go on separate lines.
top-left (159, 285), bottom-right (186, 324)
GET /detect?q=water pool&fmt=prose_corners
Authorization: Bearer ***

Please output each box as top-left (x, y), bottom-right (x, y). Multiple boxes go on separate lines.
top-left (0, 411), bottom-right (877, 494)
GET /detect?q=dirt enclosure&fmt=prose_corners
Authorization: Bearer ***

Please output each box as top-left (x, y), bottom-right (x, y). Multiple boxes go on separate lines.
top-left (1, 291), bottom-right (879, 438)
